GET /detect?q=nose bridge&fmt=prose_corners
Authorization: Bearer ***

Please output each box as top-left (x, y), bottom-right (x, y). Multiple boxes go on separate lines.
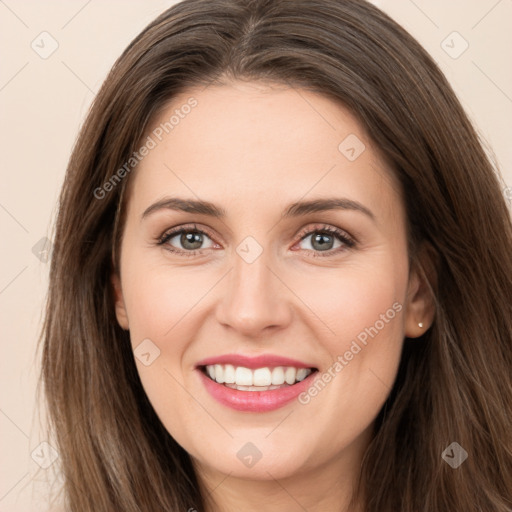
top-left (216, 243), bottom-right (291, 334)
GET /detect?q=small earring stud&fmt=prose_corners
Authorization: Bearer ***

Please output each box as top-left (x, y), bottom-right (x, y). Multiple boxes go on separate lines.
top-left (418, 322), bottom-right (424, 328)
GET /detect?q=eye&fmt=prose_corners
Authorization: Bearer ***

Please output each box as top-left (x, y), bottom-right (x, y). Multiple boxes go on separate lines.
top-left (294, 224), bottom-right (355, 257)
top-left (157, 223), bottom-right (356, 258)
top-left (158, 224), bottom-right (216, 256)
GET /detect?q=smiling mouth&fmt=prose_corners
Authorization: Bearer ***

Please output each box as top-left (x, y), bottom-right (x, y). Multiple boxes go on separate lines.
top-left (199, 364), bottom-right (319, 391)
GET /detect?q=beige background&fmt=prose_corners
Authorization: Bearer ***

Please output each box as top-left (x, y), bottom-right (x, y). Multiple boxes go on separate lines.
top-left (1, 0), bottom-right (511, 510)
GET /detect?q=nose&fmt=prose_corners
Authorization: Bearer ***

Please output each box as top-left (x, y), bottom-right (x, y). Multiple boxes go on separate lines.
top-left (215, 249), bottom-right (292, 338)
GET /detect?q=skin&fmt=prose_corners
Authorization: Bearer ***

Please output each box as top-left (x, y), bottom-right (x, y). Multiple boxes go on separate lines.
top-left (112, 80), bottom-right (435, 512)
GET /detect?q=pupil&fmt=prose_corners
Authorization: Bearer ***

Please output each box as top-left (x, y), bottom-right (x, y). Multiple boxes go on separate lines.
top-left (312, 233), bottom-right (333, 251)
top-left (182, 232), bottom-right (202, 250)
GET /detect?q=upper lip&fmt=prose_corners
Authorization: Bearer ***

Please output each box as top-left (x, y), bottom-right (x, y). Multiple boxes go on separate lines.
top-left (196, 354), bottom-right (317, 370)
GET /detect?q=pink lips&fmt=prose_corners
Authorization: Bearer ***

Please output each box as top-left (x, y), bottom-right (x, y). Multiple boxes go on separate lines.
top-left (195, 353), bottom-right (318, 412)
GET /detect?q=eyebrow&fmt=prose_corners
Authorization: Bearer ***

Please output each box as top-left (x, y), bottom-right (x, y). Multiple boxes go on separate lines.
top-left (142, 196), bottom-right (375, 221)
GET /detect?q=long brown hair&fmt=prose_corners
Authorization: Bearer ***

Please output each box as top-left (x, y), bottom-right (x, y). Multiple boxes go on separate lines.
top-left (40, 0), bottom-right (512, 510)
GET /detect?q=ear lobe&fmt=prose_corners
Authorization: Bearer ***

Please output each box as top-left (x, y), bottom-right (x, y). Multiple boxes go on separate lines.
top-left (111, 273), bottom-right (129, 330)
top-left (404, 242), bottom-right (438, 338)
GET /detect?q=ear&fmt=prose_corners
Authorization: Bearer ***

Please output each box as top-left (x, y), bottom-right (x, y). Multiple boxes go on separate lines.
top-left (404, 242), bottom-right (438, 338)
top-left (111, 272), bottom-right (129, 330)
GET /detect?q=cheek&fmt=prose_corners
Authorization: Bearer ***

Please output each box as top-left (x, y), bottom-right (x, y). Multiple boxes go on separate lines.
top-left (293, 255), bottom-right (406, 425)
top-left (290, 254), bottom-right (406, 351)
top-left (122, 257), bottom-right (209, 344)
top-left (120, 259), bottom-right (211, 444)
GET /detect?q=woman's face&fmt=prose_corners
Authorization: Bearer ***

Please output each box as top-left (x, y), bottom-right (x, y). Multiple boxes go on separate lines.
top-left (113, 81), bottom-right (429, 487)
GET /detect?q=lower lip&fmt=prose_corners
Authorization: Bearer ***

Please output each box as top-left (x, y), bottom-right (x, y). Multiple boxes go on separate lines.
top-left (197, 369), bottom-right (318, 412)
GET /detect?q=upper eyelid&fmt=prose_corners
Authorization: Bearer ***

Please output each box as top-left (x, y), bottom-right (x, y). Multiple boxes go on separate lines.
top-left (160, 224), bottom-right (216, 243)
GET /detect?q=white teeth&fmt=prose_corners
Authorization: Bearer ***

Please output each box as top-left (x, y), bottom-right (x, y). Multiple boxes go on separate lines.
top-left (296, 368), bottom-right (309, 382)
top-left (235, 366), bottom-right (253, 386)
top-left (284, 367), bottom-right (296, 385)
top-left (223, 364), bottom-right (235, 384)
top-left (224, 383), bottom-right (284, 391)
top-left (253, 368), bottom-right (272, 386)
top-left (214, 364), bottom-right (224, 384)
top-left (271, 367), bottom-right (285, 385)
top-left (204, 364), bottom-right (313, 387)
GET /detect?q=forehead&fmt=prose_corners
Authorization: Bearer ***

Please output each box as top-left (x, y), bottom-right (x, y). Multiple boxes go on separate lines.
top-left (127, 81), bottom-right (403, 223)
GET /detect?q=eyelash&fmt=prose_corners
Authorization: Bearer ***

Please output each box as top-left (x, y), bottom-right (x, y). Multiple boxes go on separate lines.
top-left (156, 223), bottom-right (356, 258)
